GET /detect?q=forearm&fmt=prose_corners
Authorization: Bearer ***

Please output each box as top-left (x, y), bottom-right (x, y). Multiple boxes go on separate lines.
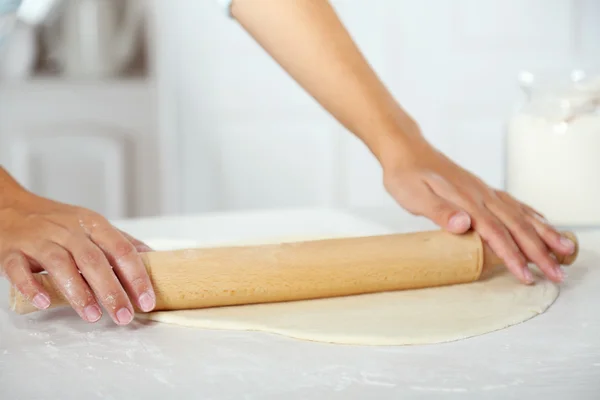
top-left (230, 0), bottom-right (426, 165)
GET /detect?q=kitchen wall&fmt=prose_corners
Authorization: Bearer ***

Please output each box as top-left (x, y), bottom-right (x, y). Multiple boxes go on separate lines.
top-left (164, 0), bottom-right (600, 216)
top-left (0, 0), bottom-right (161, 220)
top-left (1, 0), bottom-right (598, 220)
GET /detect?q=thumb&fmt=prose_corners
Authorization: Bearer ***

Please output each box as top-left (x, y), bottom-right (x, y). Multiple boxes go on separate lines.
top-left (444, 210), bottom-right (472, 234)
top-left (414, 193), bottom-right (472, 234)
top-left (386, 176), bottom-right (472, 234)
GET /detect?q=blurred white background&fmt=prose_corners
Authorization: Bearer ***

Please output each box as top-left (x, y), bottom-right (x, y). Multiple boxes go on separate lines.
top-left (0, 0), bottom-right (599, 220)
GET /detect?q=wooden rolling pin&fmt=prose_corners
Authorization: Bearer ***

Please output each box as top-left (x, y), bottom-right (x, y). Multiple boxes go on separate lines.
top-left (9, 229), bottom-right (579, 315)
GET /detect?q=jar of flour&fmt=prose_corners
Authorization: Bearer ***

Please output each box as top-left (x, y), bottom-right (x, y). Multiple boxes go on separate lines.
top-left (505, 70), bottom-right (600, 228)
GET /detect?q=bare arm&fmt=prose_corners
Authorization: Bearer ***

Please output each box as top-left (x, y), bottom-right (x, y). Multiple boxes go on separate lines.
top-left (230, 0), bottom-right (422, 168)
top-left (229, 0), bottom-right (575, 284)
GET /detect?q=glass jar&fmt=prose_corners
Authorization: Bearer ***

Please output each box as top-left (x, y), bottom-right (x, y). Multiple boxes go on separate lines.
top-left (505, 69), bottom-right (600, 228)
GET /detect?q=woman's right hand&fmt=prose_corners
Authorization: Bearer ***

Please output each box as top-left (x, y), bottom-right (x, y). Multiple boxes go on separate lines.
top-left (380, 127), bottom-right (575, 285)
top-left (0, 180), bottom-right (156, 325)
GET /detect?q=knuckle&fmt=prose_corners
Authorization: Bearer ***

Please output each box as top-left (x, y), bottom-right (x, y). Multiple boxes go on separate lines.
top-left (506, 256), bottom-right (524, 270)
top-left (513, 250), bottom-right (527, 264)
top-left (484, 221), bottom-right (506, 240)
top-left (114, 240), bottom-right (136, 261)
top-left (514, 219), bottom-right (533, 235)
top-left (1, 254), bottom-right (22, 274)
top-left (502, 248), bottom-right (525, 266)
top-left (62, 231), bottom-right (84, 246)
top-left (46, 250), bottom-right (72, 270)
top-left (91, 214), bottom-right (109, 228)
top-left (128, 275), bottom-right (149, 292)
top-left (76, 209), bottom-right (109, 232)
top-left (15, 280), bottom-right (37, 299)
top-left (73, 289), bottom-right (96, 308)
top-left (78, 248), bottom-right (105, 268)
top-left (58, 275), bottom-right (89, 303)
top-left (530, 242), bottom-right (551, 260)
top-left (99, 289), bottom-right (127, 311)
top-left (43, 222), bottom-right (71, 242)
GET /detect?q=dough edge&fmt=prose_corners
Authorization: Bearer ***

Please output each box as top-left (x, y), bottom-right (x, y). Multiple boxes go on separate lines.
top-left (137, 236), bottom-right (560, 346)
top-left (137, 272), bottom-right (559, 346)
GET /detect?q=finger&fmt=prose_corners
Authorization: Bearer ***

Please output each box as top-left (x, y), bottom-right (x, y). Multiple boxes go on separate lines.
top-left (497, 192), bottom-right (576, 257)
top-left (118, 229), bottom-right (154, 253)
top-left (88, 224), bottom-right (156, 313)
top-left (486, 198), bottom-right (563, 283)
top-left (64, 237), bottom-right (135, 325)
top-left (77, 213), bottom-right (155, 313)
top-left (1, 251), bottom-right (51, 310)
top-left (514, 198), bottom-right (575, 255)
top-left (526, 213), bottom-right (576, 257)
top-left (27, 242), bottom-right (102, 322)
top-left (424, 177), bottom-right (532, 283)
top-left (470, 209), bottom-right (532, 284)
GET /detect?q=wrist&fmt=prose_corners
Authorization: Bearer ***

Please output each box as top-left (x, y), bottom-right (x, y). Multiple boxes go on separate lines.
top-left (368, 112), bottom-right (432, 173)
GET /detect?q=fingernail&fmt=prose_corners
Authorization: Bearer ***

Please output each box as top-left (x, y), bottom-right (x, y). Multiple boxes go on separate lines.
top-left (560, 236), bottom-right (575, 253)
top-left (84, 305), bottom-right (102, 322)
top-left (33, 293), bottom-right (50, 309)
top-left (522, 267), bottom-right (534, 284)
top-left (139, 291), bottom-right (155, 312)
top-left (448, 212), bottom-right (471, 232)
top-left (116, 308), bottom-right (133, 325)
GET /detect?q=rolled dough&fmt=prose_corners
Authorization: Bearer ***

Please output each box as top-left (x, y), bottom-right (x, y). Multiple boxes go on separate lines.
top-left (138, 238), bottom-right (559, 346)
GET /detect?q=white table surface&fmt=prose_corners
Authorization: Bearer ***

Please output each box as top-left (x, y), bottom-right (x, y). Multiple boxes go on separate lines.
top-left (1, 207), bottom-right (599, 399)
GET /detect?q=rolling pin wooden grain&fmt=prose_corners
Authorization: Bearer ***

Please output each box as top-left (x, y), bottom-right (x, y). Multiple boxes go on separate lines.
top-left (9, 229), bottom-right (579, 315)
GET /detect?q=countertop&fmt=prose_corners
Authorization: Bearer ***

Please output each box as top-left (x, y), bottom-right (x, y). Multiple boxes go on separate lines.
top-left (1, 207), bottom-right (599, 399)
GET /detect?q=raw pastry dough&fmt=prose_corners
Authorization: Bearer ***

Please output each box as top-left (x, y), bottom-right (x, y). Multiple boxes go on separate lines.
top-left (139, 239), bottom-right (559, 345)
